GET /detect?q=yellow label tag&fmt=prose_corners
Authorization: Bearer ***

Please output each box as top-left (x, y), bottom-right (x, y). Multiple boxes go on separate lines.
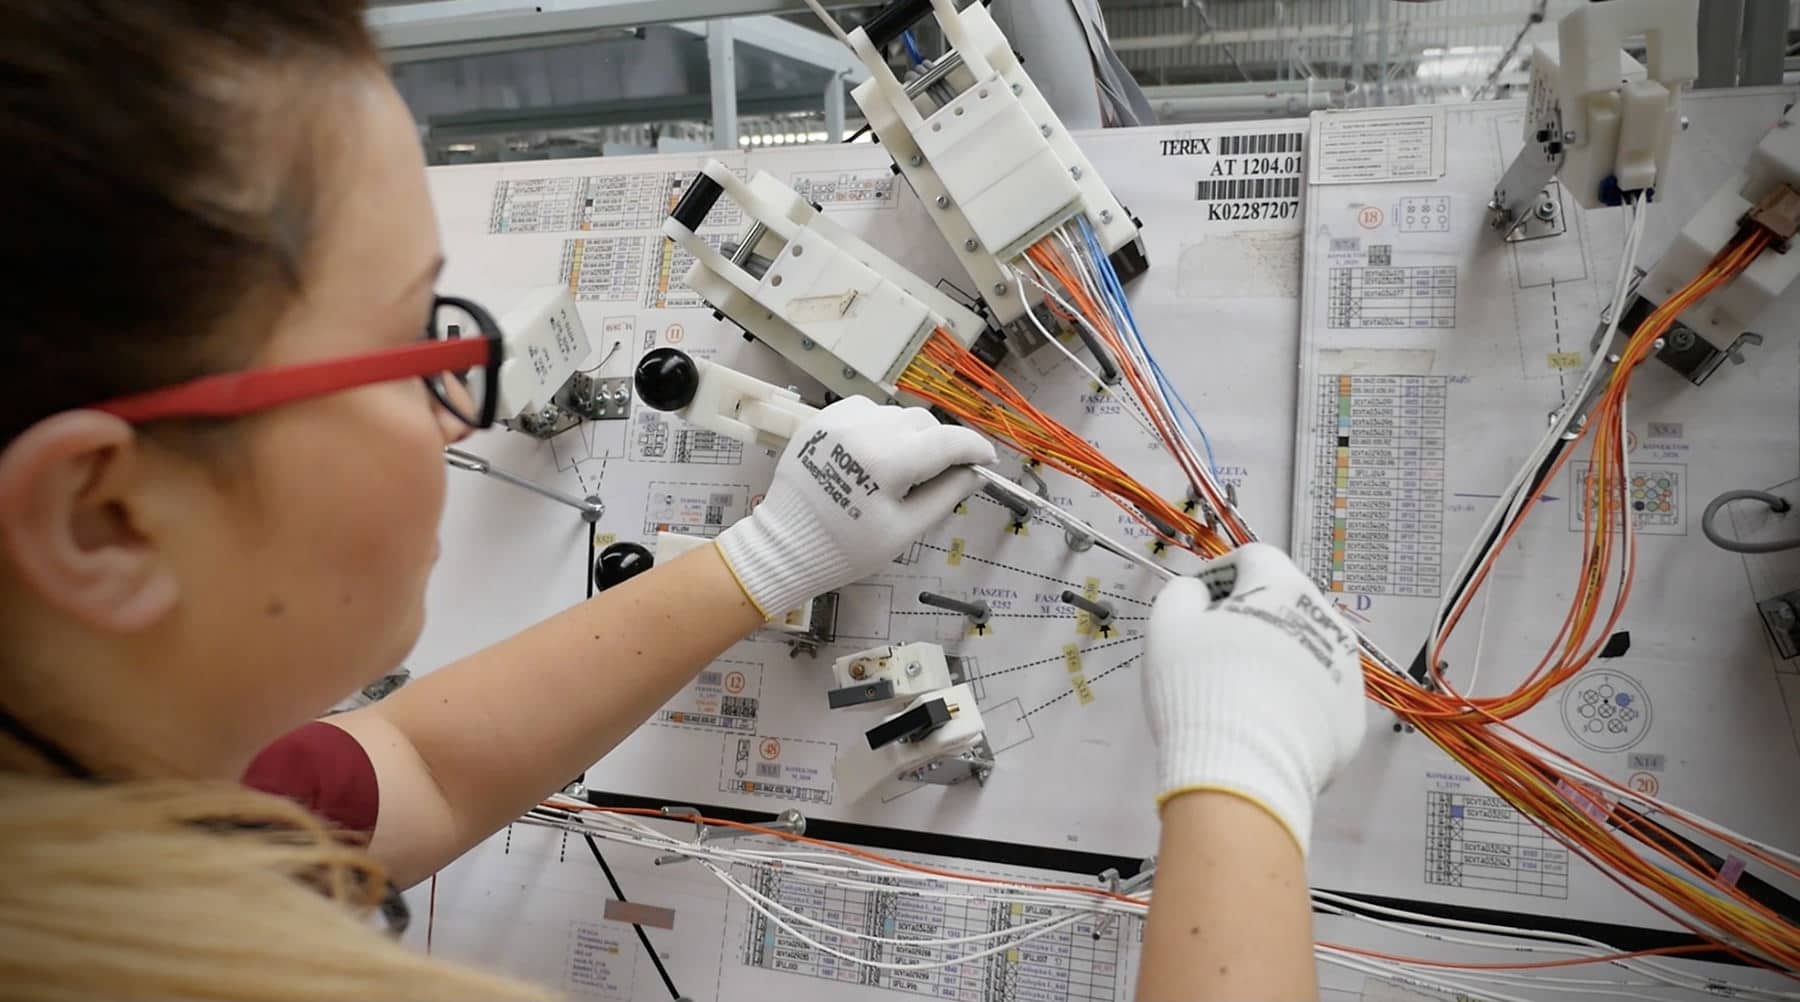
top-left (1547, 351), bottom-right (1582, 371)
top-left (593, 531), bottom-right (617, 548)
top-left (1076, 577), bottom-right (1103, 636)
top-left (947, 538), bottom-right (964, 566)
top-left (1072, 675), bottom-right (1095, 705)
top-left (967, 621), bottom-right (991, 637)
top-left (1062, 644), bottom-right (1083, 674)
top-left (1006, 521), bottom-right (1030, 536)
top-left (953, 501), bottom-right (968, 515)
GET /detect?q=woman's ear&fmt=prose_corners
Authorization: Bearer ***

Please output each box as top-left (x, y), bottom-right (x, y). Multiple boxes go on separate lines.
top-left (0, 412), bottom-right (179, 632)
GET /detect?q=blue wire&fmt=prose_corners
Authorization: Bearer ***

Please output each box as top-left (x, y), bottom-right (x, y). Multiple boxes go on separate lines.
top-left (1072, 216), bottom-right (1221, 476)
top-left (901, 30), bottom-right (924, 65)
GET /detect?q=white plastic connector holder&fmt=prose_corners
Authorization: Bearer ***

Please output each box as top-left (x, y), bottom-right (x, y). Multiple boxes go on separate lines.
top-left (1546, 0), bottom-right (1697, 205)
top-left (672, 353), bottom-right (817, 452)
top-left (831, 642), bottom-right (954, 704)
top-left (664, 162), bottom-right (983, 400)
top-left (493, 287), bottom-right (592, 420)
top-left (1642, 115), bottom-right (1800, 342)
top-left (847, 0), bottom-right (1135, 293)
top-left (834, 683), bottom-right (988, 803)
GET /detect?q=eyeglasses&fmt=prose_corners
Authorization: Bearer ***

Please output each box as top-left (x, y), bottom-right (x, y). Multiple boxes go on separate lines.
top-left (92, 295), bottom-right (506, 429)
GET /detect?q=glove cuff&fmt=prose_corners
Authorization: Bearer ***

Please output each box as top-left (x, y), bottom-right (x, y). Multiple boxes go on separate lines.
top-left (1154, 718), bottom-right (1316, 858)
top-left (715, 488), bottom-right (855, 619)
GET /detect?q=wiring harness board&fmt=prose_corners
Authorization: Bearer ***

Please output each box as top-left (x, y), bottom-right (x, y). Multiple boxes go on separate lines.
top-left (410, 96), bottom-right (1800, 1000)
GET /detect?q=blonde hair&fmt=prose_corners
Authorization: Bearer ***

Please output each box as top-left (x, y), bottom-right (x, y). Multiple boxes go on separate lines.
top-left (0, 772), bottom-right (554, 1001)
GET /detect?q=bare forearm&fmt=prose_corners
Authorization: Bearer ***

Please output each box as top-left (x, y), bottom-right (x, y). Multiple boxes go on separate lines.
top-left (1136, 793), bottom-right (1317, 1001)
top-left (335, 543), bottom-right (762, 884)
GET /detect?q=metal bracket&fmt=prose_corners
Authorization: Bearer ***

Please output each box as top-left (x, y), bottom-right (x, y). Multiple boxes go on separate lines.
top-left (1655, 327), bottom-right (1764, 386)
top-left (899, 735), bottom-right (995, 787)
top-left (1758, 593), bottom-right (1800, 659)
top-left (653, 806), bottom-right (806, 865)
top-left (1490, 109), bottom-right (1567, 238)
top-left (1505, 182), bottom-right (1568, 243)
top-left (562, 374), bottom-right (634, 421)
top-left (785, 591), bottom-right (840, 659)
top-left (507, 402), bottom-right (584, 439)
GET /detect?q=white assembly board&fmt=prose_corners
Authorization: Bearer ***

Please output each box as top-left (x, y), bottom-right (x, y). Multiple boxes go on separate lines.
top-left (1290, 92), bottom-right (1800, 934)
top-left (410, 96), bottom-right (1799, 1000)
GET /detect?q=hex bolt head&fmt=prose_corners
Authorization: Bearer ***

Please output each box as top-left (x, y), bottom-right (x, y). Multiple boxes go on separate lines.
top-left (935, 194), bottom-right (950, 209)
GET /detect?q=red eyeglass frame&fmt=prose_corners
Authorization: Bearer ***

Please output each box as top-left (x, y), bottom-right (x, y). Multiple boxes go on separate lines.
top-left (91, 297), bottom-right (506, 427)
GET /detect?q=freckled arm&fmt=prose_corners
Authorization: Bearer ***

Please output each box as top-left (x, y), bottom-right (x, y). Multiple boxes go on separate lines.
top-left (327, 543), bottom-right (762, 887)
top-left (1136, 791), bottom-right (1319, 1001)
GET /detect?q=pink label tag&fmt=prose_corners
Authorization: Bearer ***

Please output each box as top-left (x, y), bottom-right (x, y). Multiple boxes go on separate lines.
top-left (1557, 778), bottom-right (1611, 825)
top-left (1716, 855), bottom-right (1746, 889)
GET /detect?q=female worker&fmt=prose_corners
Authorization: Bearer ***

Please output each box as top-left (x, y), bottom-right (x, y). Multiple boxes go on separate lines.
top-left (0, 4), bottom-right (1366, 1000)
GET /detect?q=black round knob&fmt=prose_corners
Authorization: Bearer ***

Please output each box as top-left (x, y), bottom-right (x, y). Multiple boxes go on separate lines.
top-left (634, 347), bottom-right (700, 412)
top-left (594, 541), bottom-right (655, 592)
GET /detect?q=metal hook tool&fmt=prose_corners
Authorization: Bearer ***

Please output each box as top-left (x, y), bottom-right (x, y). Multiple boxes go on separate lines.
top-left (445, 447), bottom-right (605, 520)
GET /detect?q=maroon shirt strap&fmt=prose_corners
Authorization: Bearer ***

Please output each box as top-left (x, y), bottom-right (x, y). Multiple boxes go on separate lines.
top-left (242, 720), bottom-right (380, 834)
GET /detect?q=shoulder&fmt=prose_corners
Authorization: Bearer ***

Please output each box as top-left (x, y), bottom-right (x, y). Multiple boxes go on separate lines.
top-left (242, 720), bottom-right (379, 834)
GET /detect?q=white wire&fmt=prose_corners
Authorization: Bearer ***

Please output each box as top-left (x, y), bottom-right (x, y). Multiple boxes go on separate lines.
top-left (1427, 196), bottom-right (1650, 682)
top-left (708, 860), bottom-right (1095, 972)
top-left (1316, 947), bottom-right (1543, 1002)
top-left (534, 811), bottom-right (1798, 999)
top-left (801, 0), bottom-right (854, 48)
top-left (715, 865), bottom-right (1083, 949)
top-left (1313, 890), bottom-right (1800, 1000)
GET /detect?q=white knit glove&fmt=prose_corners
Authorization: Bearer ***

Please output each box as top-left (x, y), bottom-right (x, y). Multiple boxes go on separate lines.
top-left (717, 396), bottom-right (996, 618)
top-left (1142, 542), bottom-right (1368, 856)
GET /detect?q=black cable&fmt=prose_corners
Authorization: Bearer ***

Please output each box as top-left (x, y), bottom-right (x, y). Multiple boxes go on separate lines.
top-left (1407, 435), bottom-right (1571, 682)
top-left (1701, 489), bottom-right (1800, 554)
top-left (582, 834), bottom-right (682, 1001)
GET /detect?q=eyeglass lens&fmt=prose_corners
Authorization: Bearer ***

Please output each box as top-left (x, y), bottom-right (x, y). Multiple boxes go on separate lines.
top-left (426, 299), bottom-right (490, 426)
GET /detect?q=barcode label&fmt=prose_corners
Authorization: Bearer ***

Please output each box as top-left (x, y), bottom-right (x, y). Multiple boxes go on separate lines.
top-left (755, 762), bottom-right (782, 779)
top-left (1220, 132), bottom-right (1302, 155)
top-left (1369, 244), bottom-right (1393, 266)
top-left (697, 671), bottom-right (722, 688)
top-left (705, 504), bottom-right (724, 526)
top-left (1195, 177), bottom-right (1302, 201)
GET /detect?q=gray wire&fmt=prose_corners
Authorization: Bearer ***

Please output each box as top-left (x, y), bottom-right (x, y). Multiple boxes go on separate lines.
top-left (1700, 489), bottom-right (1800, 554)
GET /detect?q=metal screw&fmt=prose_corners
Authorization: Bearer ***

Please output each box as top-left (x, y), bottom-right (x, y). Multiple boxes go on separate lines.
top-left (1534, 201), bottom-right (1556, 221)
top-left (963, 238), bottom-right (978, 251)
top-left (905, 662), bottom-right (922, 677)
top-left (800, 337), bottom-right (815, 350)
top-left (1680, 116), bottom-right (1691, 131)
top-left (935, 194), bottom-right (950, 209)
top-left (928, 761), bottom-right (941, 771)
top-left (992, 282), bottom-right (1008, 296)
top-left (1070, 166), bottom-right (1083, 180)
top-left (1040, 123), bottom-right (1052, 137)
top-left (1672, 330), bottom-right (1696, 351)
top-left (849, 660), bottom-right (866, 680)
top-left (1651, 337), bottom-right (1666, 351)
top-left (1099, 209), bottom-right (1113, 224)
top-left (908, 153), bottom-right (922, 167)
top-left (1011, 83), bottom-right (1022, 95)
top-left (842, 365), bottom-right (856, 379)
top-left (1562, 129), bottom-right (1577, 143)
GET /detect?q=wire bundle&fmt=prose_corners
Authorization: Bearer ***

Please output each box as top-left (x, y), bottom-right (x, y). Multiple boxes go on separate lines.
top-left (892, 203), bottom-right (1799, 971)
top-left (528, 800), bottom-right (1800, 999)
